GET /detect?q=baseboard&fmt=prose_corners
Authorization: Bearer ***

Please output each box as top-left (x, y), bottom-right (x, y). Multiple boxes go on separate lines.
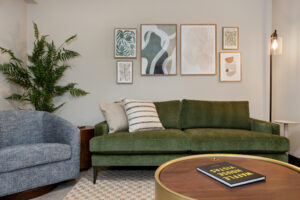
top-left (289, 154), bottom-right (300, 167)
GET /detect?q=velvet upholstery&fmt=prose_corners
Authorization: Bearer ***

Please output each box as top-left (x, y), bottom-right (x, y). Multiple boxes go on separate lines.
top-left (154, 100), bottom-right (181, 129)
top-left (250, 118), bottom-right (280, 135)
top-left (90, 129), bottom-right (189, 154)
top-left (94, 121), bottom-right (109, 137)
top-left (181, 100), bottom-right (250, 129)
top-left (91, 100), bottom-right (290, 170)
top-left (0, 111), bottom-right (80, 197)
top-left (184, 128), bottom-right (289, 153)
top-left (91, 153), bottom-right (288, 166)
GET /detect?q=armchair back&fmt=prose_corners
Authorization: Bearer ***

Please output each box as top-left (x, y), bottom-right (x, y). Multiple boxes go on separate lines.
top-left (0, 110), bottom-right (45, 147)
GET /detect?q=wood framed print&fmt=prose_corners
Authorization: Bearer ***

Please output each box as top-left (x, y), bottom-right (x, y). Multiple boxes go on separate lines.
top-left (180, 24), bottom-right (217, 75)
top-left (114, 28), bottom-right (137, 58)
top-left (219, 52), bottom-right (242, 82)
top-left (223, 27), bottom-right (239, 50)
top-left (140, 24), bottom-right (177, 76)
top-left (116, 60), bottom-right (133, 84)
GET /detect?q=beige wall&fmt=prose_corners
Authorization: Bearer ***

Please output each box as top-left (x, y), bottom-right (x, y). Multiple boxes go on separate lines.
top-left (273, 0), bottom-right (300, 158)
top-left (0, 0), bottom-right (27, 110)
top-left (25, 0), bottom-right (272, 126)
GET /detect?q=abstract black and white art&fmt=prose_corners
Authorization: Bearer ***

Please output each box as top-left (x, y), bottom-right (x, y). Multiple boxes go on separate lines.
top-left (141, 24), bottom-right (177, 75)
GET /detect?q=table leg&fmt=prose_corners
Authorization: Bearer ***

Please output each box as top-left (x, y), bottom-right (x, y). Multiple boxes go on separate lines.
top-left (283, 124), bottom-right (288, 138)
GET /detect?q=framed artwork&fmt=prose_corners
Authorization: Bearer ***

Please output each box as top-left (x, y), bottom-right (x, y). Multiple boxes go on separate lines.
top-left (116, 61), bottom-right (133, 84)
top-left (114, 28), bottom-right (137, 58)
top-left (180, 24), bottom-right (217, 75)
top-left (223, 27), bottom-right (239, 50)
top-left (219, 52), bottom-right (242, 82)
top-left (140, 24), bottom-right (177, 76)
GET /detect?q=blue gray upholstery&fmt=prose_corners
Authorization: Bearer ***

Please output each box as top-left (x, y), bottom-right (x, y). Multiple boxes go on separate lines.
top-left (0, 110), bottom-right (80, 197)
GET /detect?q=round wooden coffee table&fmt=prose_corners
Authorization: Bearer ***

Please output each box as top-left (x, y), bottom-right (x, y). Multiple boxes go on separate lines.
top-left (155, 154), bottom-right (300, 200)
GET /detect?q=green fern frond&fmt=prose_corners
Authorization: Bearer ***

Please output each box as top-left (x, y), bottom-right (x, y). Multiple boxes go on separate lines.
top-left (0, 23), bottom-right (88, 113)
top-left (33, 22), bottom-right (39, 40)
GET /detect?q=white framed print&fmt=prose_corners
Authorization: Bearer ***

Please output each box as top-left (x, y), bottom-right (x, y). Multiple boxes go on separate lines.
top-left (219, 52), bottom-right (242, 82)
top-left (180, 24), bottom-right (217, 75)
top-left (116, 61), bottom-right (133, 84)
top-left (223, 27), bottom-right (239, 50)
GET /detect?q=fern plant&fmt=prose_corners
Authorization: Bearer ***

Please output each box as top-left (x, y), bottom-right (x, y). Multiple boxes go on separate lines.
top-left (0, 23), bottom-right (88, 113)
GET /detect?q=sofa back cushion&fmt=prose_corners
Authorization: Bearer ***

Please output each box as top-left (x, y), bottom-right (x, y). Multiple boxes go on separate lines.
top-left (154, 100), bottom-right (181, 129)
top-left (0, 110), bottom-right (45, 147)
top-left (180, 100), bottom-right (250, 129)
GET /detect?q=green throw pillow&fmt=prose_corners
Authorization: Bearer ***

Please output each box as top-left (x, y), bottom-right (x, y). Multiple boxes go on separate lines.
top-left (154, 100), bottom-right (181, 129)
top-left (181, 100), bottom-right (250, 130)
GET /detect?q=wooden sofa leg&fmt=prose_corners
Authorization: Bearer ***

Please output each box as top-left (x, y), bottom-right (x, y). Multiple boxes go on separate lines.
top-left (93, 166), bottom-right (99, 184)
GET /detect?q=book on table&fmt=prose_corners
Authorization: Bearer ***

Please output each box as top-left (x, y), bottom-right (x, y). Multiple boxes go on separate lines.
top-left (197, 162), bottom-right (265, 188)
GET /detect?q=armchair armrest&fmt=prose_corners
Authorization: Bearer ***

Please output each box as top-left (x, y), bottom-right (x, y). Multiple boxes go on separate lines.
top-left (42, 112), bottom-right (80, 175)
top-left (94, 121), bottom-right (109, 136)
top-left (250, 118), bottom-right (280, 135)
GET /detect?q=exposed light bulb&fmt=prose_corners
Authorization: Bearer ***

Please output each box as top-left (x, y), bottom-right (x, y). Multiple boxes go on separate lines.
top-left (272, 39), bottom-right (278, 50)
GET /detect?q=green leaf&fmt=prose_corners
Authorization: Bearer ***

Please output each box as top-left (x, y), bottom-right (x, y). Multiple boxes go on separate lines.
top-left (69, 87), bottom-right (88, 97)
top-left (65, 35), bottom-right (77, 44)
top-left (6, 94), bottom-right (26, 101)
top-left (33, 22), bottom-right (39, 40)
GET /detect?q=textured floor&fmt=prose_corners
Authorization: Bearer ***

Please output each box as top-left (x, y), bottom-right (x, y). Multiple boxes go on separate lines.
top-left (33, 167), bottom-right (156, 200)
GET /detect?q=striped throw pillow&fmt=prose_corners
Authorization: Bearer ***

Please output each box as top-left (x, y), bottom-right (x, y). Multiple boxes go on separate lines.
top-left (122, 99), bottom-right (165, 132)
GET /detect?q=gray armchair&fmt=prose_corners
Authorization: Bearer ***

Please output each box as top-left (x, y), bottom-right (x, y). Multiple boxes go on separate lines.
top-left (0, 110), bottom-right (80, 197)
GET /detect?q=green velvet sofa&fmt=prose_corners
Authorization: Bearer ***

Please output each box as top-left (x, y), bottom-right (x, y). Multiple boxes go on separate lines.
top-left (90, 100), bottom-right (289, 183)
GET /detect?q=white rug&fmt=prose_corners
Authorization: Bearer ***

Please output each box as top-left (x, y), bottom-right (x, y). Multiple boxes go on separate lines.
top-left (63, 168), bottom-right (155, 200)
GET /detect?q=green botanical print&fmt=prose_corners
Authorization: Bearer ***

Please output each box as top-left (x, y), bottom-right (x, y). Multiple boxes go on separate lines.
top-left (116, 30), bottom-right (136, 57)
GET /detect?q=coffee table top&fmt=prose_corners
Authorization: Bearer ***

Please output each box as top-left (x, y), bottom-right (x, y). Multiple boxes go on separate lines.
top-left (155, 154), bottom-right (300, 200)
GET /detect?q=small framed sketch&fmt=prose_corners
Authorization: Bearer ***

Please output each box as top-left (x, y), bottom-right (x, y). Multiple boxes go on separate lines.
top-left (223, 27), bottom-right (239, 50)
top-left (114, 28), bottom-right (137, 58)
top-left (116, 61), bottom-right (133, 84)
top-left (220, 52), bottom-right (242, 82)
top-left (141, 24), bottom-right (177, 76)
top-left (181, 24), bottom-right (217, 75)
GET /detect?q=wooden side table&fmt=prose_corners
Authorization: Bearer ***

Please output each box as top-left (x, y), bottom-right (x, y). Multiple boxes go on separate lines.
top-left (78, 126), bottom-right (94, 171)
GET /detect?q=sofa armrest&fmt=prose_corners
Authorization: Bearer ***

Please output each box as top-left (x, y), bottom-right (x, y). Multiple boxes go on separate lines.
top-left (95, 121), bottom-right (109, 136)
top-left (250, 118), bottom-right (280, 135)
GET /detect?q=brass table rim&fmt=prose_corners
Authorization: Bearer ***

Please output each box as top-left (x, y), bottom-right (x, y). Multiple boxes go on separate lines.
top-left (155, 154), bottom-right (300, 200)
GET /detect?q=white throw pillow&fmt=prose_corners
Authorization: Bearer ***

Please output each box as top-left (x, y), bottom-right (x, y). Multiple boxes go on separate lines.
top-left (122, 99), bottom-right (165, 132)
top-left (99, 102), bottom-right (128, 134)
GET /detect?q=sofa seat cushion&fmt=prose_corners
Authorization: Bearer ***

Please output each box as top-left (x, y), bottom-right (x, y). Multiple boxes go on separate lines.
top-left (90, 129), bottom-right (189, 154)
top-left (0, 143), bottom-right (72, 173)
top-left (184, 128), bottom-right (289, 153)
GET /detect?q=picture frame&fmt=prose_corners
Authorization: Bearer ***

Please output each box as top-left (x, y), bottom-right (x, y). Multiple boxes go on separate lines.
top-left (114, 28), bottom-right (137, 59)
top-left (219, 52), bottom-right (242, 82)
top-left (140, 24), bottom-right (177, 76)
top-left (116, 60), bottom-right (133, 84)
top-left (180, 24), bottom-right (217, 75)
top-left (222, 27), bottom-right (239, 50)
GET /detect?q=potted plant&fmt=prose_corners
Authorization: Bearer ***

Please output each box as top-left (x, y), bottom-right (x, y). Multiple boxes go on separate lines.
top-left (0, 23), bottom-right (88, 112)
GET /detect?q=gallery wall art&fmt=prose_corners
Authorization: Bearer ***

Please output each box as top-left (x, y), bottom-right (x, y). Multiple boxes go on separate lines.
top-left (219, 52), bottom-right (242, 82)
top-left (114, 28), bottom-right (137, 58)
top-left (116, 61), bottom-right (133, 84)
top-left (140, 24), bottom-right (177, 76)
top-left (181, 24), bottom-right (217, 75)
top-left (223, 27), bottom-right (239, 50)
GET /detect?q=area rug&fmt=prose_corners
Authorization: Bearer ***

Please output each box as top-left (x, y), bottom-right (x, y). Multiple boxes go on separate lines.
top-left (63, 168), bottom-right (155, 200)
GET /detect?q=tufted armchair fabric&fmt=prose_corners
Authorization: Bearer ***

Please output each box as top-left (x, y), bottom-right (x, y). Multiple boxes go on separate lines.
top-left (0, 110), bottom-right (80, 197)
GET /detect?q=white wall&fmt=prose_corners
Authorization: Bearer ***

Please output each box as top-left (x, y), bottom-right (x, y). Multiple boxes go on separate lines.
top-left (25, 0), bottom-right (272, 126)
top-left (0, 0), bottom-right (27, 110)
top-left (273, 0), bottom-right (300, 158)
